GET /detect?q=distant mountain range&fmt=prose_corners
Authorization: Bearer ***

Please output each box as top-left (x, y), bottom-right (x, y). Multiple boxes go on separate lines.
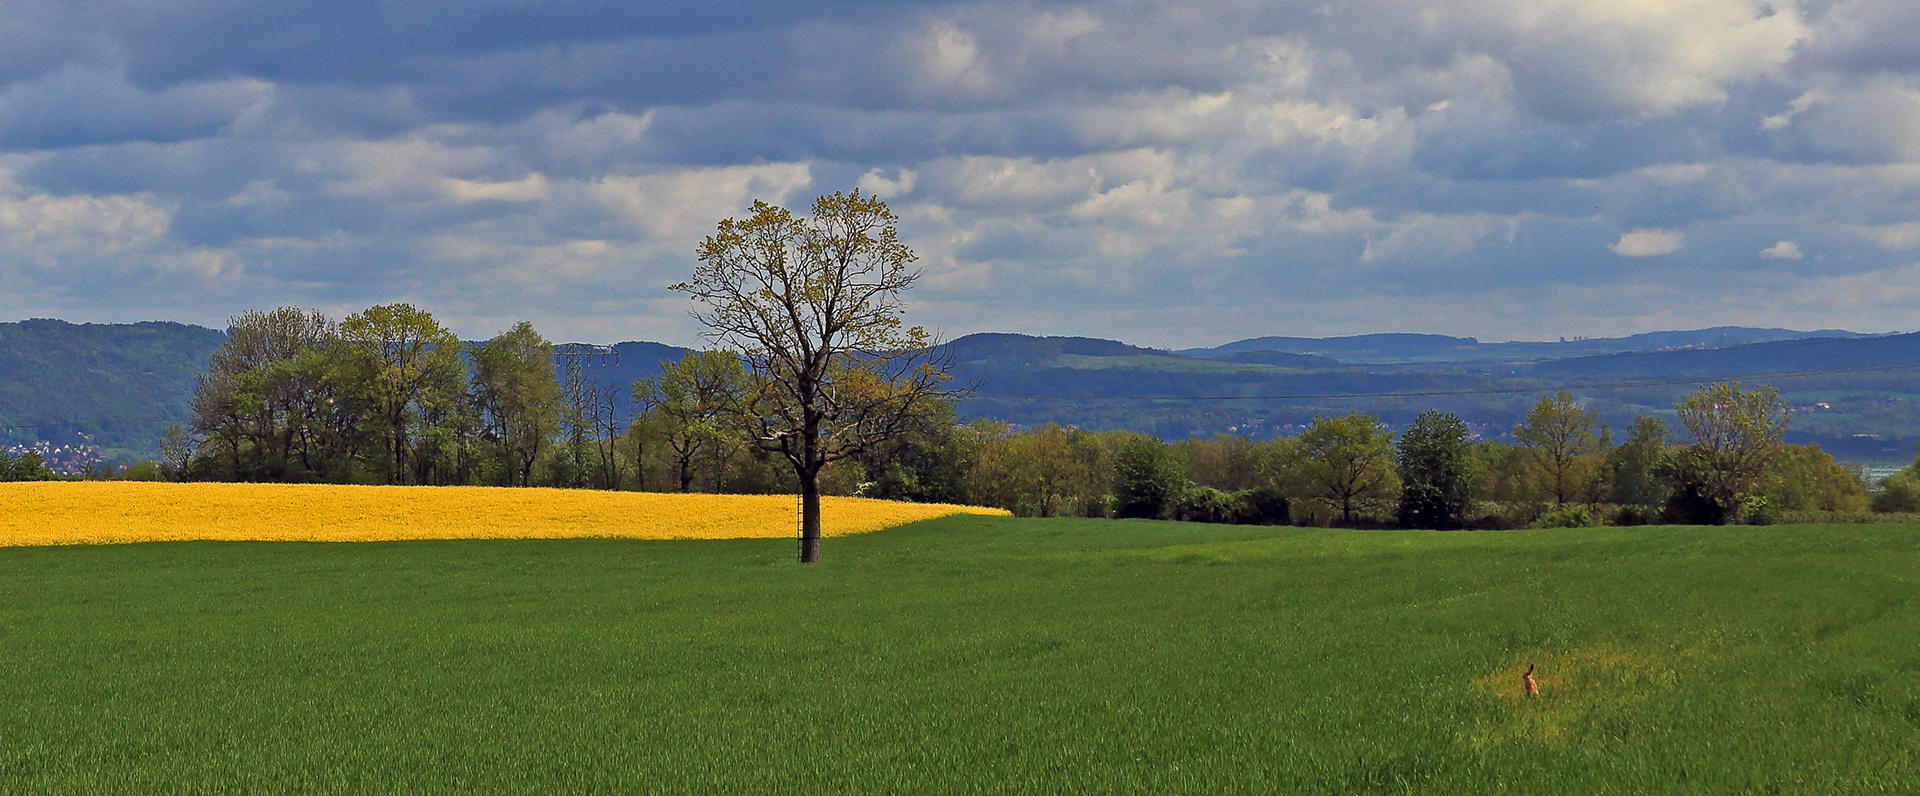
top-left (1179, 327), bottom-right (1866, 365)
top-left (8, 319), bottom-right (1919, 462)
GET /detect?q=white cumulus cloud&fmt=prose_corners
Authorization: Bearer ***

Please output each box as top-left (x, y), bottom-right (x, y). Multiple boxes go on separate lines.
top-left (1610, 229), bottom-right (1686, 257)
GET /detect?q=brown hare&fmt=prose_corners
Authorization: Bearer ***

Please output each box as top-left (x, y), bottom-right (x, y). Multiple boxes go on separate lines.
top-left (1524, 664), bottom-right (1539, 698)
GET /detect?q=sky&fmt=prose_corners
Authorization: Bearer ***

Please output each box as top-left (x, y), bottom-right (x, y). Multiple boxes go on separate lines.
top-left (1, 0), bottom-right (1918, 349)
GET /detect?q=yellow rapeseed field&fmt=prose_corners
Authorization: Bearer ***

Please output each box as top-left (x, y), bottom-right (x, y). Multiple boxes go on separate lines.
top-left (0, 481), bottom-right (1007, 547)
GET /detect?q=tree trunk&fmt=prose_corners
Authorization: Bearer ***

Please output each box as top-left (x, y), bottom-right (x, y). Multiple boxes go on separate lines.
top-left (799, 472), bottom-right (822, 563)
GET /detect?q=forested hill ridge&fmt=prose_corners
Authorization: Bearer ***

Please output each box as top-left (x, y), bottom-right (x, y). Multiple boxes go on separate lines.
top-left (8, 320), bottom-right (1919, 464)
top-left (1181, 327), bottom-right (1864, 365)
top-left (0, 320), bottom-right (227, 458)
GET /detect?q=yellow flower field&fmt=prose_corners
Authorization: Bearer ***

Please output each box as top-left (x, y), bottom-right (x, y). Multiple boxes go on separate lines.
top-left (0, 481), bottom-right (1008, 547)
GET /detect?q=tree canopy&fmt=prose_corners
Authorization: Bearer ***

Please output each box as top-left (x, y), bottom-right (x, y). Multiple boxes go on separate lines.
top-left (674, 190), bottom-right (958, 562)
top-left (1674, 382), bottom-right (1788, 520)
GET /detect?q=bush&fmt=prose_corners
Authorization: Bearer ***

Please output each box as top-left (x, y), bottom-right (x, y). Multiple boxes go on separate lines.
top-left (1663, 481), bottom-right (1726, 525)
top-left (1167, 485), bottom-right (1291, 526)
top-left (123, 460), bottom-right (163, 481)
top-left (1738, 494), bottom-right (1776, 526)
top-left (1530, 505), bottom-right (1606, 529)
top-left (1113, 437), bottom-right (1184, 519)
top-left (1171, 485), bottom-right (1237, 524)
top-left (1238, 486), bottom-right (1291, 526)
top-left (1612, 505), bottom-right (1662, 526)
top-left (1466, 513), bottom-right (1521, 530)
top-left (1081, 493), bottom-right (1115, 519)
top-left (1870, 472), bottom-right (1920, 513)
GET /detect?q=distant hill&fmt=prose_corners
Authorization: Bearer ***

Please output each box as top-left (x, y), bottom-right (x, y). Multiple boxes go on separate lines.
top-left (0, 319), bottom-right (227, 457)
top-left (945, 333), bottom-right (1178, 365)
top-left (1191, 333), bottom-right (1478, 361)
top-left (1187, 327), bottom-right (1865, 365)
top-left (1526, 332), bottom-right (1920, 378)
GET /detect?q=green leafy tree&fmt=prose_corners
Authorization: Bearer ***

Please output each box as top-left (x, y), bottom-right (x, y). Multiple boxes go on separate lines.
top-left (674, 190), bottom-right (958, 563)
top-left (1249, 435), bottom-right (1310, 498)
top-left (1873, 471), bottom-right (1920, 512)
top-left (1395, 410), bottom-right (1474, 530)
top-left (1112, 434), bottom-right (1185, 519)
top-left (339, 304), bottom-right (464, 485)
top-left (633, 351), bottom-right (749, 493)
top-left (1298, 411), bottom-right (1397, 526)
top-left (855, 400), bottom-right (973, 505)
top-left (1468, 440), bottom-right (1535, 504)
top-left (470, 322), bottom-right (564, 487)
top-left (1012, 423), bottom-right (1102, 518)
top-left (960, 419), bottom-right (1020, 512)
top-left (1608, 414), bottom-right (1672, 511)
top-left (1672, 382), bottom-right (1788, 522)
top-left (190, 307), bottom-right (334, 478)
top-left (0, 450), bottom-right (54, 481)
top-left (1179, 434), bottom-right (1255, 492)
top-left (1513, 391), bottom-right (1603, 505)
top-left (1765, 443), bottom-right (1867, 512)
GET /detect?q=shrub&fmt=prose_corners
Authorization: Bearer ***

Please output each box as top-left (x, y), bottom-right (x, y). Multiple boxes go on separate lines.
top-left (1238, 486), bottom-right (1291, 526)
top-left (123, 460), bottom-right (163, 481)
top-left (1166, 485), bottom-right (1291, 526)
top-left (1530, 505), bottom-right (1606, 529)
top-left (1113, 437), bottom-right (1184, 519)
top-left (1612, 505), bottom-right (1662, 526)
top-left (1171, 485), bottom-right (1237, 524)
top-left (1870, 471), bottom-right (1920, 513)
top-left (1663, 480), bottom-right (1726, 525)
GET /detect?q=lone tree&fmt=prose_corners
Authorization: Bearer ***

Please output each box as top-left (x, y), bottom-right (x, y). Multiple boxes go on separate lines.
top-left (1513, 390), bottom-right (1603, 505)
top-left (1674, 381), bottom-right (1787, 521)
top-left (1298, 411), bottom-right (1397, 526)
top-left (1396, 410), bottom-right (1474, 530)
top-left (674, 190), bottom-right (956, 563)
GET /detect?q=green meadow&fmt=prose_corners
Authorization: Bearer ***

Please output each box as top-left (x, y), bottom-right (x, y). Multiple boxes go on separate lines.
top-left (2, 518), bottom-right (1915, 793)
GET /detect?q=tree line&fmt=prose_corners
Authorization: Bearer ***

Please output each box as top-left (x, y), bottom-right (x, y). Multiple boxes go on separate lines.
top-left (176, 304), bottom-right (756, 491)
top-left (858, 385), bottom-right (1869, 528)
top-left (172, 308), bottom-right (1874, 530)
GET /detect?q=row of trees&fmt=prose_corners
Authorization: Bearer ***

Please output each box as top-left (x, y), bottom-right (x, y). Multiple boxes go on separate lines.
top-left (182, 306), bottom-right (779, 492)
top-left (182, 304), bottom-right (1867, 529)
top-left (900, 385), bottom-right (1865, 528)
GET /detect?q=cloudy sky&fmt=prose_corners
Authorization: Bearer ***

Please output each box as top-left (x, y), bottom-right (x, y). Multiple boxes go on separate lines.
top-left (2, 0), bottom-right (1918, 348)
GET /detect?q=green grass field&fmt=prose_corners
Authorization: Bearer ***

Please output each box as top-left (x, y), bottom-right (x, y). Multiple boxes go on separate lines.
top-left (3, 518), bottom-right (1916, 793)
